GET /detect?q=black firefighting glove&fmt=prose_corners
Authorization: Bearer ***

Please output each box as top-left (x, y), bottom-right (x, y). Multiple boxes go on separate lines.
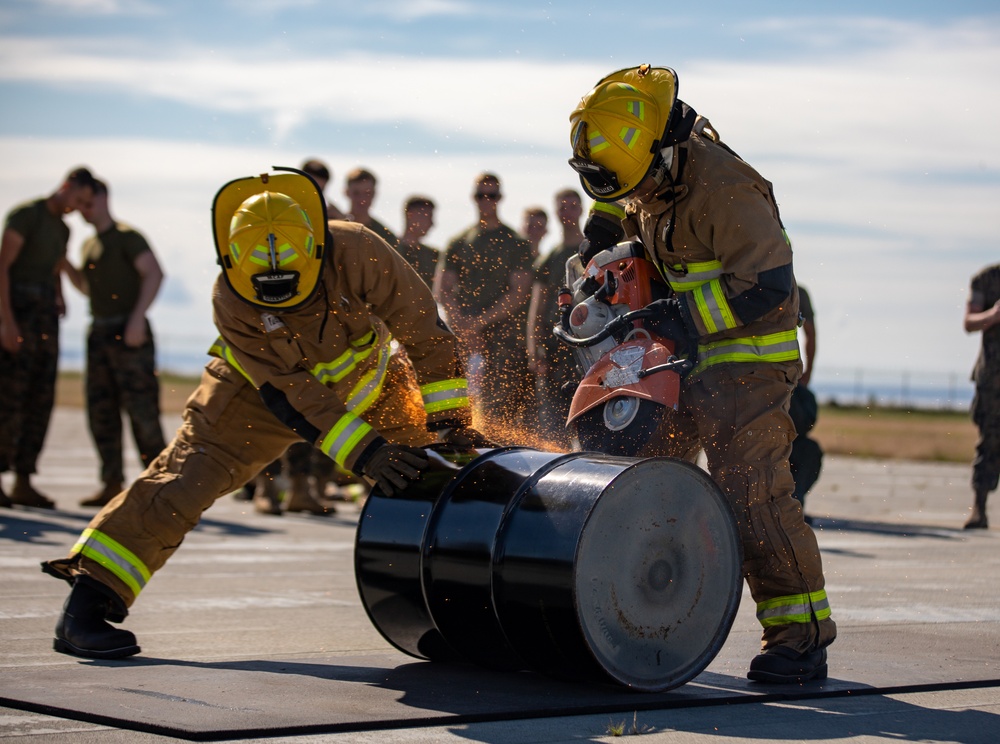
top-left (645, 298), bottom-right (697, 357)
top-left (579, 210), bottom-right (625, 264)
top-left (360, 442), bottom-right (429, 496)
top-left (439, 426), bottom-right (495, 449)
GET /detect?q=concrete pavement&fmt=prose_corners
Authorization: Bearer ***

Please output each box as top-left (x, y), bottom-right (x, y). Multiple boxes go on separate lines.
top-left (1, 407), bottom-right (998, 743)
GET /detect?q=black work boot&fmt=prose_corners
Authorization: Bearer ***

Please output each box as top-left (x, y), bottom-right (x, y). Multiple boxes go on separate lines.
top-left (963, 490), bottom-right (989, 530)
top-left (54, 579), bottom-right (140, 659)
top-left (747, 646), bottom-right (827, 684)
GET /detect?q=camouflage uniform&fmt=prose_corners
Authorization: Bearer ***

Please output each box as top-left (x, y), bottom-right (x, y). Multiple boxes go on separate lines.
top-left (86, 318), bottom-right (165, 485)
top-left (0, 284), bottom-right (59, 476)
top-left (80, 222), bottom-right (166, 486)
top-left (0, 198), bottom-right (66, 478)
top-left (970, 264), bottom-right (1000, 494)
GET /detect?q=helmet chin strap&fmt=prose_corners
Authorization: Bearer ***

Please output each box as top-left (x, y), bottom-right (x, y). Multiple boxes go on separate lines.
top-left (648, 147), bottom-right (675, 189)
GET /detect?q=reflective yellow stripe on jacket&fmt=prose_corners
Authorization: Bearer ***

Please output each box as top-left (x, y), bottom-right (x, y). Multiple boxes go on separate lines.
top-left (310, 330), bottom-right (377, 386)
top-left (659, 260), bottom-right (798, 374)
top-left (662, 259), bottom-right (722, 292)
top-left (343, 336), bottom-right (391, 415)
top-left (692, 279), bottom-right (738, 334)
top-left (756, 589), bottom-right (832, 628)
top-left (71, 528), bottom-right (151, 598)
top-left (662, 260), bottom-right (737, 334)
top-left (320, 412), bottom-right (374, 469)
top-left (208, 337), bottom-right (250, 379)
top-left (315, 335), bottom-right (390, 467)
top-left (420, 378), bottom-right (469, 415)
top-left (692, 330), bottom-right (800, 375)
top-left (592, 201), bottom-right (626, 221)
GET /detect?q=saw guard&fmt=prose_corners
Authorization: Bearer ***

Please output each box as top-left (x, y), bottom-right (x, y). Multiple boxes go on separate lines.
top-left (567, 337), bottom-right (681, 425)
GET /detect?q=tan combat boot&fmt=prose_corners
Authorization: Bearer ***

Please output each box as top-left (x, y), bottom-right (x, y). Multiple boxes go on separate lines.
top-left (10, 475), bottom-right (55, 509)
top-left (79, 481), bottom-right (123, 508)
top-left (253, 475), bottom-right (283, 516)
top-left (284, 473), bottom-right (334, 515)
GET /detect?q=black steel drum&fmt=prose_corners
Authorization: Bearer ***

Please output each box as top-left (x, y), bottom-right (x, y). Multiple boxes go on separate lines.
top-left (422, 447), bottom-right (576, 669)
top-left (353, 445), bottom-right (481, 661)
top-left (355, 447), bottom-right (742, 692)
top-left (493, 454), bottom-right (742, 690)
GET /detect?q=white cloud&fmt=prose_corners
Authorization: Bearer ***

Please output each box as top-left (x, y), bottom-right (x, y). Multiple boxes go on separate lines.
top-left (14, 0), bottom-right (159, 15)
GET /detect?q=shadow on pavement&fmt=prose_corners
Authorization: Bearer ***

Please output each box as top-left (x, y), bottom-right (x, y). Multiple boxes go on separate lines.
top-left (0, 509), bottom-right (302, 545)
top-left (811, 516), bottom-right (964, 539)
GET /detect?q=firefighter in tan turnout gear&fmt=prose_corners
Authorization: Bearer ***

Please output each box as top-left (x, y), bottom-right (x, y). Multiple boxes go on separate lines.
top-left (42, 168), bottom-right (478, 659)
top-left (567, 65), bottom-right (835, 683)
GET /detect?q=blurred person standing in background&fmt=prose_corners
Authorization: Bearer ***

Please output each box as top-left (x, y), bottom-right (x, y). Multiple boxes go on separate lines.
top-left (962, 262), bottom-right (1000, 529)
top-left (301, 158), bottom-right (346, 220)
top-left (439, 173), bottom-right (534, 443)
top-left (396, 195), bottom-right (441, 290)
top-left (527, 190), bottom-right (584, 450)
top-left (344, 167), bottom-right (397, 248)
top-left (0, 167), bottom-right (96, 509)
top-left (67, 178), bottom-right (167, 508)
top-left (521, 206), bottom-right (548, 263)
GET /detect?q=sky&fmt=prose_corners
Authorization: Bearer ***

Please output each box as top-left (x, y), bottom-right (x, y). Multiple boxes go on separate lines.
top-left (1, 0), bottom-right (998, 401)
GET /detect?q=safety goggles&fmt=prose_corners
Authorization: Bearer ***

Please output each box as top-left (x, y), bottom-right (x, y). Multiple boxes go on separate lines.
top-left (568, 157), bottom-right (621, 198)
top-left (251, 270), bottom-right (300, 304)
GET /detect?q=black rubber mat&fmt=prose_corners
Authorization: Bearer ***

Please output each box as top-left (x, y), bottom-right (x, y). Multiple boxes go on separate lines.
top-left (3, 621), bottom-right (998, 742)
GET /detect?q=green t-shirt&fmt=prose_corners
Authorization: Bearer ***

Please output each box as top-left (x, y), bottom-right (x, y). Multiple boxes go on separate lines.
top-left (3, 198), bottom-right (69, 287)
top-left (80, 222), bottom-right (152, 318)
top-left (970, 263), bottom-right (1000, 385)
top-left (444, 222), bottom-right (533, 347)
top-left (365, 217), bottom-right (398, 249)
top-left (395, 240), bottom-right (440, 289)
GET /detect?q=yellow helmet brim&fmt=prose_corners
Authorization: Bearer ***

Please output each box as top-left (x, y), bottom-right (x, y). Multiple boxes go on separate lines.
top-left (212, 168), bottom-right (327, 310)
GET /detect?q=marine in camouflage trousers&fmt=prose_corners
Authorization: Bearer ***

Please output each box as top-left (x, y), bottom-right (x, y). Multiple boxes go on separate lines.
top-left (0, 284), bottom-right (59, 476)
top-left (86, 318), bottom-right (166, 486)
top-left (972, 378), bottom-right (1000, 494)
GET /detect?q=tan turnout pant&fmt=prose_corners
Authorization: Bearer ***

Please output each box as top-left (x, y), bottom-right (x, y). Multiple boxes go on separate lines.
top-left (641, 361), bottom-right (836, 654)
top-left (43, 356), bottom-right (432, 609)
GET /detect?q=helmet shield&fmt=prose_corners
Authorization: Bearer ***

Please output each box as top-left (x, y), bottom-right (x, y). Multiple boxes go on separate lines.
top-left (212, 168), bottom-right (327, 310)
top-left (569, 65), bottom-right (678, 202)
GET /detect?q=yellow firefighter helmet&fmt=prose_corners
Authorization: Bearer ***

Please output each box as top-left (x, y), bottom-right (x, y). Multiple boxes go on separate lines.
top-left (212, 169), bottom-right (327, 310)
top-left (569, 64), bottom-right (678, 202)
